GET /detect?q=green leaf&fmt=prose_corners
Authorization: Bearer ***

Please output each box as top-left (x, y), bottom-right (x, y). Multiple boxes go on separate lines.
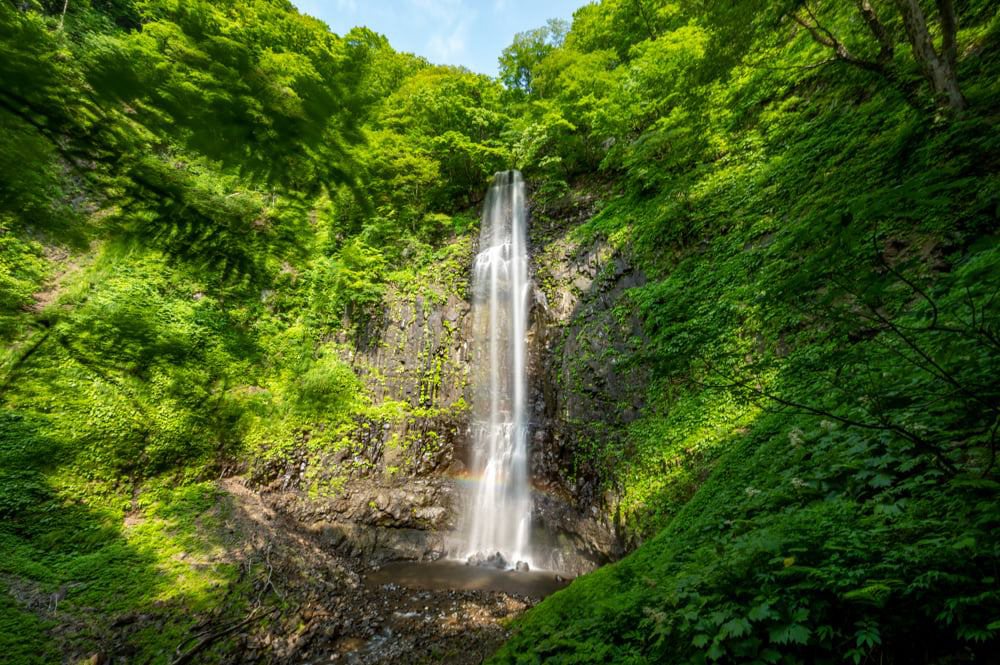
top-left (748, 603), bottom-right (773, 622)
top-left (720, 618), bottom-right (752, 639)
top-left (868, 473), bottom-right (893, 488)
top-left (769, 623), bottom-right (811, 645)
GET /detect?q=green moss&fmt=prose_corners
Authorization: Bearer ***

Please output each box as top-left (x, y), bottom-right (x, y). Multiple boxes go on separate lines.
top-left (0, 472), bottom-right (248, 663)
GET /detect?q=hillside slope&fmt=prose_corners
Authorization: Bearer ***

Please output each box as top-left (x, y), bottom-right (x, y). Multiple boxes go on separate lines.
top-left (490, 1), bottom-right (1000, 662)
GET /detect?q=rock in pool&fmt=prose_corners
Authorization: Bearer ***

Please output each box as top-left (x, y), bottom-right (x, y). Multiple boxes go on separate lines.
top-left (466, 551), bottom-right (507, 569)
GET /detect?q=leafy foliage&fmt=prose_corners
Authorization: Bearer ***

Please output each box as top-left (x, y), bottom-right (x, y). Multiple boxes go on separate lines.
top-left (1, 0), bottom-right (999, 662)
top-left (499, 18), bottom-right (568, 94)
top-left (490, 0), bottom-right (1000, 663)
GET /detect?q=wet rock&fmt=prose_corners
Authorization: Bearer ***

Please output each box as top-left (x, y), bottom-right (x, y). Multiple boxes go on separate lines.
top-left (515, 560), bottom-right (530, 572)
top-left (414, 506), bottom-right (446, 526)
top-left (467, 551), bottom-right (507, 569)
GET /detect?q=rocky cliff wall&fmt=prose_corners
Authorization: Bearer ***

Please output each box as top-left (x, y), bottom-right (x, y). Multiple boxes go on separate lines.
top-left (251, 184), bottom-right (647, 574)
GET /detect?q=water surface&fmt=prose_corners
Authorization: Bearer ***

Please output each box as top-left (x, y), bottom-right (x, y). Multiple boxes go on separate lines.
top-left (367, 560), bottom-right (570, 597)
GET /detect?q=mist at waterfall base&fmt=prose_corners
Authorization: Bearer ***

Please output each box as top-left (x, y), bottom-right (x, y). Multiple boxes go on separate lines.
top-left (459, 170), bottom-right (534, 572)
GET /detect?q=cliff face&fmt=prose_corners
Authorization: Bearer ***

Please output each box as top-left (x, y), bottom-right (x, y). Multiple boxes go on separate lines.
top-left (527, 188), bottom-right (649, 507)
top-left (252, 184), bottom-right (645, 574)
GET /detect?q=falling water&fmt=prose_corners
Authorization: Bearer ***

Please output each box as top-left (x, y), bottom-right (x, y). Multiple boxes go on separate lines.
top-left (462, 170), bottom-right (532, 568)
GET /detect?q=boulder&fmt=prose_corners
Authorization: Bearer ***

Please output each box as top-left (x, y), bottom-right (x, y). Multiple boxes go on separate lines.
top-left (466, 551), bottom-right (507, 569)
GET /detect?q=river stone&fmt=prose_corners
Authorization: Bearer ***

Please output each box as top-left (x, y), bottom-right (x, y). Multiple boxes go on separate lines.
top-left (467, 551), bottom-right (507, 569)
top-left (515, 560), bottom-right (530, 572)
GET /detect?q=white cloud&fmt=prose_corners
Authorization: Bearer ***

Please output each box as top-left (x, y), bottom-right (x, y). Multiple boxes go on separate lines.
top-left (427, 14), bottom-right (473, 62)
top-left (406, 0), bottom-right (476, 64)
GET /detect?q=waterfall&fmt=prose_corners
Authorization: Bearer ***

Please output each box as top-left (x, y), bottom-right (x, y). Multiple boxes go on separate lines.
top-left (462, 170), bottom-right (532, 568)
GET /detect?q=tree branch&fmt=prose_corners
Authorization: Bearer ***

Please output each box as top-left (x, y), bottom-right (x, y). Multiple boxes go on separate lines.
top-left (854, 0), bottom-right (894, 64)
top-left (746, 57), bottom-right (837, 71)
top-left (786, 5), bottom-right (920, 108)
top-left (692, 354), bottom-right (959, 475)
top-left (936, 0), bottom-right (959, 70)
top-left (633, 0), bottom-right (658, 41)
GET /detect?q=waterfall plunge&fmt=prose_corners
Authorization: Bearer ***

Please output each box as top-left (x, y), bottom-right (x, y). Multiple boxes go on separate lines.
top-left (462, 170), bottom-right (532, 568)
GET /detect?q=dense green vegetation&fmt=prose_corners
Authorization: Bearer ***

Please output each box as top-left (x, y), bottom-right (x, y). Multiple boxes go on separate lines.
top-left (0, 0), bottom-right (505, 660)
top-left (492, 1), bottom-right (1000, 663)
top-left (1, 0), bottom-right (999, 662)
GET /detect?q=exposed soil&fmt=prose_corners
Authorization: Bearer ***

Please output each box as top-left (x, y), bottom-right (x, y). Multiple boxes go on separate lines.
top-left (224, 477), bottom-right (559, 664)
top-left (95, 477), bottom-right (559, 664)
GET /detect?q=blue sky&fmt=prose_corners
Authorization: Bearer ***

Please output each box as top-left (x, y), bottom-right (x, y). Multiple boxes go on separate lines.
top-left (291, 0), bottom-right (588, 76)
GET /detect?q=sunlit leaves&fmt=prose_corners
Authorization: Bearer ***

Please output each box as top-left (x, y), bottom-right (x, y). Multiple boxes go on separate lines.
top-left (498, 18), bottom-right (568, 93)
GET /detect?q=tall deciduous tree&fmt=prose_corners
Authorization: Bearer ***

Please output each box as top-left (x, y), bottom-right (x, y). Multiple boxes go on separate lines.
top-left (893, 0), bottom-right (966, 110)
top-left (787, 0), bottom-right (967, 111)
top-left (498, 18), bottom-right (568, 94)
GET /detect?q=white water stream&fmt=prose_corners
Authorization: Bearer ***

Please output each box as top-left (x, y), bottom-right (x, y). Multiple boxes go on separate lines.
top-left (461, 170), bottom-right (533, 568)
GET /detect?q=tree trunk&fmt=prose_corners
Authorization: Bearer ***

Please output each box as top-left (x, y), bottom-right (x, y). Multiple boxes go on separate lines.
top-left (854, 0), bottom-right (893, 64)
top-left (893, 0), bottom-right (967, 111)
top-left (787, 5), bottom-right (920, 108)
